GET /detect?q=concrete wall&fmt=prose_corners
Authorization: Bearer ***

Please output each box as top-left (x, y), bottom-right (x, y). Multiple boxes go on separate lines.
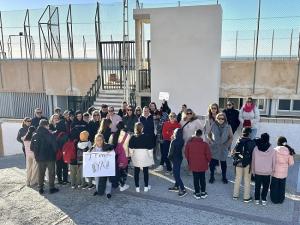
top-left (221, 60), bottom-right (300, 99)
top-left (134, 5), bottom-right (222, 115)
top-left (0, 60), bottom-right (98, 96)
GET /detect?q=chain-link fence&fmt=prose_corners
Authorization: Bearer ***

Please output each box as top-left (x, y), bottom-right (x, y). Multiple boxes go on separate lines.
top-left (0, 0), bottom-right (299, 59)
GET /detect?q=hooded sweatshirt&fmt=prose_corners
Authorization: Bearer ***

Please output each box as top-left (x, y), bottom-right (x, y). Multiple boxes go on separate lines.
top-left (76, 141), bottom-right (92, 164)
top-left (168, 129), bottom-right (184, 162)
top-left (273, 146), bottom-right (294, 179)
top-left (252, 139), bottom-right (275, 176)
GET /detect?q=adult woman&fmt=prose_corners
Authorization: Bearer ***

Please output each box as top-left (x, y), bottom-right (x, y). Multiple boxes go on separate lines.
top-left (223, 101), bottom-right (240, 135)
top-left (155, 112), bottom-right (180, 173)
top-left (180, 108), bottom-right (203, 145)
top-left (87, 110), bottom-right (101, 143)
top-left (208, 113), bottom-right (233, 184)
top-left (129, 122), bottom-right (154, 193)
top-left (17, 117), bottom-right (32, 158)
top-left (123, 105), bottom-right (138, 134)
top-left (71, 110), bottom-right (88, 140)
top-left (139, 106), bottom-right (156, 149)
top-left (135, 106), bottom-right (142, 119)
top-left (98, 118), bottom-right (112, 143)
top-left (109, 121), bottom-right (131, 191)
top-left (270, 136), bottom-right (295, 204)
top-left (204, 103), bottom-right (219, 142)
top-left (49, 114), bottom-right (60, 132)
top-left (239, 97), bottom-right (260, 140)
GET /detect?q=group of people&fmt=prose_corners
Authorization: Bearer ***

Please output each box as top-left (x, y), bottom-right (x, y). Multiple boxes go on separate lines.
top-left (17, 97), bottom-right (295, 205)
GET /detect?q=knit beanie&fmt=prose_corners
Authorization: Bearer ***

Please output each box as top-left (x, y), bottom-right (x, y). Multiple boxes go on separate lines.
top-left (80, 131), bottom-right (89, 142)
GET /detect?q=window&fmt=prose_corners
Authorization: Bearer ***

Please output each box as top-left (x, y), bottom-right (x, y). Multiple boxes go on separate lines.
top-left (256, 99), bottom-right (266, 110)
top-left (292, 100), bottom-right (300, 111)
top-left (278, 99), bottom-right (291, 111)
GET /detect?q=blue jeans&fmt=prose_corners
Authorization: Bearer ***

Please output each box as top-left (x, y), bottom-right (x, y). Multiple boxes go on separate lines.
top-left (250, 128), bottom-right (257, 140)
top-left (160, 140), bottom-right (172, 171)
top-left (172, 160), bottom-right (185, 191)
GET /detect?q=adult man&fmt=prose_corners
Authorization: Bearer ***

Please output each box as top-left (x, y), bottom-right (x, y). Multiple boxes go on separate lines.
top-left (118, 101), bottom-right (128, 117)
top-left (100, 104), bottom-right (109, 119)
top-left (177, 104), bottom-right (187, 123)
top-left (31, 119), bottom-right (59, 194)
top-left (32, 108), bottom-right (47, 128)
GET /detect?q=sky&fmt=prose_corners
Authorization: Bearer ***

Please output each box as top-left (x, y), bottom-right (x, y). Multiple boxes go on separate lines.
top-left (0, 0), bottom-right (299, 58)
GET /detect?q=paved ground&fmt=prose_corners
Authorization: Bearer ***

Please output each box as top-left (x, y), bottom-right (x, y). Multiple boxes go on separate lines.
top-left (0, 154), bottom-right (299, 225)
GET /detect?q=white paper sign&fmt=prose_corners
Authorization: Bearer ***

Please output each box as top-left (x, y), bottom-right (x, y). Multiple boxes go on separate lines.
top-left (83, 151), bottom-right (115, 177)
top-left (159, 92), bottom-right (170, 101)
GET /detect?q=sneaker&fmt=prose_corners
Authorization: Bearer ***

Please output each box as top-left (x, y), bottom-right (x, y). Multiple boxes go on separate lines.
top-left (262, 200), bottom-right (267, 206)
top-left (232, 196), bottom-right (239, 200)
top-left (39, 189), bottom-right (44, 194)
top-left (49, 188), bottom-right (59, 194)
top-left (193, 193), bottom-right (201, 200)
top-left (71, 185), bottom-right (76, 189)
top-left (243, 197), bottom-right (253, 203)
top-left (154, 165), bottom-right (164, 172)
top-left (81, 184), bottom-right (89, 190)
top-left (178, 190), bottom-right (187, 197)
top-left (200, 192), bottom-right (208, 199)
top-left (77, 185), bottom-right (82, 189)
top-left (106, 194), bottom-right (112, 199)
top-left (255, 200), bottom-right (260, 205)
top-left (222, 178), bottom-right (228, 184)
top-left (93, 191), bottom-right (98, 196)
top-left (165, 171), bottom-right (172, 176)
top-left (63, 181), bottom-right (70, 185)
top-left (209, 177), bottom-right (215, 184)
top-left (136, 187), bottom-right (140, 193)
top-left (120, 184), bottom-right (130, 192)
top-left (168, 186), bottom-right (179, 192)
top-left (88, 184), bottom-right (95, 190)
top-left (144, 185), bottom-right (151, 192)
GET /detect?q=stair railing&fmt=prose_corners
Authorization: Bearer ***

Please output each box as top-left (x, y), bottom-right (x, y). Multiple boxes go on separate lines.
top-left (80, 75), bottom-right (101, 112)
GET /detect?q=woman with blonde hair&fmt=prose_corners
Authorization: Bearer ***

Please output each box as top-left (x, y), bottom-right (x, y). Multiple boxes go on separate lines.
top-left (98, 118), bottom-right (112, 143)
top-left (17, 117), bottom-right (32, 158)
top-left (49, 114), bottom-right (60, 131)
top-left (208, 112), bottom-right (233, 184)
top-left (129, 122), bottom-right (154, 193)
top-left (204, 103), bottom-right (220, 142)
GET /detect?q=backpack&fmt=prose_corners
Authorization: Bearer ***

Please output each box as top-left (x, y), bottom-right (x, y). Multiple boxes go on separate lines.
top-left (62, 140), bottom-right (76, 164)
top-left (115, 133), bottom-right (128, 169)
top-left (56, 132), bottom-right (68, 161)
top-left (232, 138), bottom-right (253, 167)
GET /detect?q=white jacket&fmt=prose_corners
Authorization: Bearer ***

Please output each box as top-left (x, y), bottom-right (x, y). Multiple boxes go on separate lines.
top-left (129, 148), bottom-right (154, 168)
top-left (180, 119), bottom-right (203, 144)
top-left (239, 106), bottom-right (260, 129)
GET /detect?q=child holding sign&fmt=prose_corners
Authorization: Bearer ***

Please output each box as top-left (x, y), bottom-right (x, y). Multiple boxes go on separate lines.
top-left (92, 134), bottom-right (115, 199)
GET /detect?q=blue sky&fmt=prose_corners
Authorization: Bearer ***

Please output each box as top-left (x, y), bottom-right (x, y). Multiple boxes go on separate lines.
top-left (0, 0), bottom-right (299, 57)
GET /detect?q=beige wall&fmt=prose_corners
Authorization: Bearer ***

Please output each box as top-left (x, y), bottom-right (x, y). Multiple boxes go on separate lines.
top-left (221, 60), bottom-right (300, 98)
top-left (0, 60), bottom-right (97, 96)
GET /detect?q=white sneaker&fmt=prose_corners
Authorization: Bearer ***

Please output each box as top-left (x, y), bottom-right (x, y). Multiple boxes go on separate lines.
top-left (255, 200), bottom-right (260, 205)
top-left (136, 187), bottom-right (140, 193)
top-left (120, 184), bottom-right (130, 192)
top-left (154, 165), bottom-right (163, 172)
top-left (144, 185), bottom-right (151, 192)
top-left (262, 200), bottom-right (267, 206)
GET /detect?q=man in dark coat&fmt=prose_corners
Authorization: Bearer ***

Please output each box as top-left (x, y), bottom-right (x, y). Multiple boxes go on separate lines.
top-left (31, 119), bottom-right (59, 194)
top-left (31, 108), bottom-right (48, 128)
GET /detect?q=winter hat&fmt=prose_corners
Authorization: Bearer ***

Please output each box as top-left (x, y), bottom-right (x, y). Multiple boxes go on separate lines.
top-left (80, 131), bottom-right (89, 142)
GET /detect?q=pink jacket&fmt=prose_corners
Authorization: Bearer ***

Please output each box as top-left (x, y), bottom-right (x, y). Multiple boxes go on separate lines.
top-left (273, 146), bottom-right (294, 179)
top-left (252, 146), bottom-right (276, 176)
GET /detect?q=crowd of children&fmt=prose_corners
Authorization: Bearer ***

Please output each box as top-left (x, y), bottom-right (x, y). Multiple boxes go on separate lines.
top-left (17, 99), bottom-right (295, 205)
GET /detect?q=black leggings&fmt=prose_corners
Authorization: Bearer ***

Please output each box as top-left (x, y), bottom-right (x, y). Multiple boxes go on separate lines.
top-left (209, 158), bottom-right (227, 179)
top-left (134, 167), bottom-right (149, 187)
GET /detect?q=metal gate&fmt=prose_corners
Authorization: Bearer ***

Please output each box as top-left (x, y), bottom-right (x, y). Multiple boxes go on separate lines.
top-left (100, 41), bottom-right (136, 90)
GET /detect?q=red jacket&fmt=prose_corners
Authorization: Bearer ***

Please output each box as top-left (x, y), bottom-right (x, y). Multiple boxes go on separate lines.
top-left (185, 137), bottom-right (212, 172)
top-left (162, 121), bottom-right (181, 141)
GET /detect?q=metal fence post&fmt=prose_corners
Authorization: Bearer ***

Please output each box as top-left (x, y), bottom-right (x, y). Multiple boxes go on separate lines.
top-left (289, 29), bottom-right (293, 59)
top-left (271, 29), bottom-right (274, 60)
top-left (235, 30), bottom-right (238, 60)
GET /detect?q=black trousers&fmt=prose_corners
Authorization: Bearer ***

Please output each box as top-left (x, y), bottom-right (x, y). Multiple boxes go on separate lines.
top-left (193, 171), bottom-right (206, 194)
top-left (118, 168), bottom-right (127, 187)
top-left (254, 175), bottom-right (270, 201)
top-left (270, 176), bottom-right (286, 204)
top-left (56, 160), bottom-right (68, 182)
top-left (134, 167), bottom-right (149, 187)
top-left (160, 140), bottom-right (172, 171)
top-left (209, 158), bottom-right (227, 179)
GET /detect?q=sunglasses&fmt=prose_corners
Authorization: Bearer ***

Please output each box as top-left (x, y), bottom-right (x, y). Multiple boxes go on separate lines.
top-left (227, 104), bottom-right (232, 106)
top-left (26, 120), bottom-right (32, 122)
top-left (186, 112), bottom-right (192, 115)
top-left (217, 117), bottom-right (225, 120)
top-left (211, 107), bottom-right (217, 110)
top-left (36, 112), bottom-right (42, 114)
top-left (127, 109), bottom-right (133, 111)
top-left (93, 114), bottom-right (100, 117)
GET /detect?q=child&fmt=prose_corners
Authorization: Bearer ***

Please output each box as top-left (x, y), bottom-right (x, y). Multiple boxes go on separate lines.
top-left (92, 134), bottom-right (115, 199)
top-left (232, 128), bottom-right (256, 203)
top-left (270, 136), bottom-right (295, 204)
top-left (252, 133), bottom-right (275, 206)
top-left (109, 121), bottom-right (131, 192)
top-left (70, 130), bottom-right (91, 189)
top-left (168, 128), bottom-right (186, 197)
top-left (23, 126), bottom-right (38, 187)
top-left (185, 129), bottom-right (211, 199)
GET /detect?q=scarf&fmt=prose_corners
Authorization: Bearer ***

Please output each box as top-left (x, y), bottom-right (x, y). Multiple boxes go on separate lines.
top-left (243, 103), bottom-right (255, 113)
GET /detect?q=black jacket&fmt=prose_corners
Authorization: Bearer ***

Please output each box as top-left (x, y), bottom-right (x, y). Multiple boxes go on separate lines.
top-left (87, 120), bottom-right (100, 142)
top-left (233, 137), bottom-right (256, 167)
top-left (168, 129), bottom-right (184, 162)
top-left (139, 115), bottom-right (155, 136)
top-left (32, 116), bottom-right (47, 128)
top-left (17, 126), bottom-right (29, 148)
top-left (70, 120), bottom-right (88, 140)
top-left (123, 115), bottom-right (138, 133)
top-left (31, 127), bottom-right (58, 162)
top-left (129, 133), bottom-right (154, 149)
top-left (223, 108), bottom-right (240, 134)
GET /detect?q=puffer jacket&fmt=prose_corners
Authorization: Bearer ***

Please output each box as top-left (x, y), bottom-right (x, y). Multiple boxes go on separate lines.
top-left (252, 140), bottom-right (275, 175)
top-left (273, 146), bottom-right (294, 179)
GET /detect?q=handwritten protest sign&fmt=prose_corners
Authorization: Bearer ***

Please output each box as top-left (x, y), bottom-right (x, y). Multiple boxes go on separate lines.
top-left (82, 151), bottom-right (115, 177)
top-left (159, 92), bottom-right (170, 101)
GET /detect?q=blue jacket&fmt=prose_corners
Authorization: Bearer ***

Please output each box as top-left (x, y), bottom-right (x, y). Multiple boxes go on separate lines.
top-left (140, 115), bottom-right (155, 135)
